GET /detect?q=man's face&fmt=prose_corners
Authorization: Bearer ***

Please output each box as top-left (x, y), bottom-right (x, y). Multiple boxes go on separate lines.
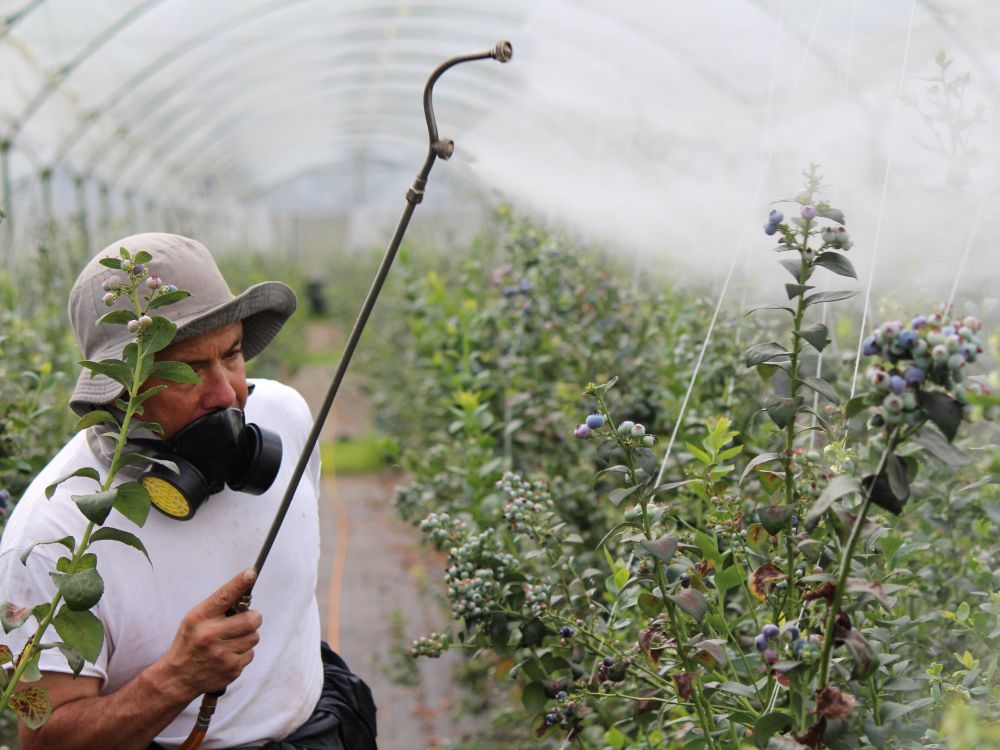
top-left (141, 321), bottom-right (249, 439)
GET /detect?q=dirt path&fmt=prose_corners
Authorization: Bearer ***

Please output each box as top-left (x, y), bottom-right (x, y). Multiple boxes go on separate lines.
top-left (288, 322), bottom-right (480, 749)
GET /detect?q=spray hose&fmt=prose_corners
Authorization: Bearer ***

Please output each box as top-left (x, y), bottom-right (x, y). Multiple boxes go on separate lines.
top-left (177, 40), bottom-right (513, 750)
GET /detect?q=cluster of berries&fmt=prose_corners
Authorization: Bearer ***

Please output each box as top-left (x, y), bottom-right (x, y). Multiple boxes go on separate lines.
top-left (819, 224), bottom-right (851, 250)
top-left (407, 631), bottom-right (451, 659)
top-left (445, 531), bottom-right (517, 622)
top-left (863, 311), bottom-right (987, 423)
top-left (573, 413), bottom-right (657, 448)
top-left (558, 625), bottom-right (575, 645)
top-left (596, 654), bottom-right (631, 684)
top-left (501, 278), bottom-right (532, 298)
top-left (543, 692), bottom-right (579, 727)
top-left (101, 260), bottom-right (178, 323)
top-left (418, 511), bottom-right (466, 550)
top-left (763, 209), bottom-right (784, 236)
top-left (497, 472), bottom-right (553, 533)
top-left (573, 412), bottom-right (605, 439)
top-left (394, 481), bottom-right (432, 522)
top-left (522, 582), bottom-right (551, 618)
top-left (763, 206), bottom-right (851, 250)
top-left (753, 622), bottom-right (817, 664)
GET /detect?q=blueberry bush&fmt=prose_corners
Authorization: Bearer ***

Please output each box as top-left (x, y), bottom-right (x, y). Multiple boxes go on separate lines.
top-left (377, 175), bottom-right (1000, 749)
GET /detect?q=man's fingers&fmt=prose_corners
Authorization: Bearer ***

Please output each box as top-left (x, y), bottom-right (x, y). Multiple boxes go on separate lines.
top-left (198, 568), bottom-right (257, 616)
top-left (214, 610), bottom-right (263, 641)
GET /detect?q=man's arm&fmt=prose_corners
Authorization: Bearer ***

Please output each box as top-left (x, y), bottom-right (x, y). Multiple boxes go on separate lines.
top-left (19, 568), bottom-right (262, 750)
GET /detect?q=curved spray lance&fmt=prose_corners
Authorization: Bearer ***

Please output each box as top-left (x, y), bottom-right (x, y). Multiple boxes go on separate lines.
top-left (177, 39), bottom-right (513, 750)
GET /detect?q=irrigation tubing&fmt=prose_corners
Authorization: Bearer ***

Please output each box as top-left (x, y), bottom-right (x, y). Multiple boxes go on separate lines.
top-left (176, 40), bottom-right (513, 750)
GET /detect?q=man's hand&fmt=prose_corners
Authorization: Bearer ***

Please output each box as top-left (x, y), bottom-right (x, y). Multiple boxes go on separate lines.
top-left (161, 567), bottom-right (263, 701)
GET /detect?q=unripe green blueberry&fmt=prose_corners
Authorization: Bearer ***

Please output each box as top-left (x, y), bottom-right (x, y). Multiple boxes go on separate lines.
top-left (126, 319), bottom-right (141, 333)
top-left (932, 344), bottom-right (948, 362)
top-left (642, 435), bottom-right (655, 447)
top-left (901, 392), bottom-right (917, 411)
top-left (102, 292), bottom-right (115, 306)
top-left (618, 420), bottom-right (635, 435)
top-left (630, 423), bottom-right (646, 438)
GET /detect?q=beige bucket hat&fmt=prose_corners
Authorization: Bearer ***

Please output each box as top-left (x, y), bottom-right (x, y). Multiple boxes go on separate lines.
top-left (68, 233), bottom-right (297, 416)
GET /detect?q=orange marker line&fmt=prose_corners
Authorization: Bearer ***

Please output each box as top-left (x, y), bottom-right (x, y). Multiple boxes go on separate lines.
top-left (326, 469), bottom-right (350, 651)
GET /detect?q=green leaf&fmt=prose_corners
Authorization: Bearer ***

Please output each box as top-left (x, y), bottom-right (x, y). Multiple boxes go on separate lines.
top-left (639, 535), bottom-right (678, 564)
top-left (846, 578), bottom-right (892, 610)
top-left (50, 568), bottom-right (104, 611)
top-left (133, 384), bottom-right (167, 406)
top-left (913, 425), bottom-right (972, 465)
top-left (8, 686), bottom-right (51, 729)
top-left (745, 304), bottom-right (794, 317)
top-left (956, 601), bottom-right (970, 622)
top-left (754, 713), bottom-right (794, 748)
top-left (694, 530), bottom-right (722, 566)
top-left (768, 738), bottom-right (808, 750)
top-left (74, 410), bottom-right (118, 432)
top-left (96, 309), bottom-right (136, 326)
top-left (715, 564), bottom-right (744, 595)
top-left (817, 207), bottom-right (845, 224)
top-left (684, 442), bottom-right (713, 465)
top-left (112, 482), bottom-right (152, 527)
top-left (740, 452), bottom-right (781, 485)
top-left (805, 475), bottom-right (861, 530)
top-left (668, 589), bottom-right (707, 621)
top-left (0, 602), bottom-right (33, 633)
top-left (98, 257), bottom-right (122, 269)
top-left (72, 489), bottom-right (118, 525)
top-left (133, 250), bottom-right (152, 264)
top-left (148, 360), bottom-right (199, 384)
top-left (745, 342), bottom-right (792, 368)
top-left (917, 390), bottom-right (962, 442)
top-left (608, 484), bottom-right (642, 507)
top-left (141, 316), bottom-right (178, 353)
top-left (766, 397), bottom-right (803, 429)
top-left (785, 283), bottom-right (813, 299)
top-left (757, 363), bottom-right (781, 382)
top-left (813, 251), bottom-right (857, 278)
top-left (522, 681), bottom-right (548, 713)
top-left (756, 505), bottom-right (796, 534)
top-left (845, 396), bottom-right (868, 419)
top-left (800, 376), bottom-right (840, 404)
top-left (80, 359), bottom-right (131, 388)
top-left (19, 535), bottom-right (75, 565)
top-left (45, 467), bottom-right (101, 499)
top-left (52, 607), bottom-right (104, 662)
top-left (519, 618), bottom-right (546, 647)
top-left (116, 453), bottom-right (179, 474)
top-left (794, 323), bottom-right (829, 352)
top-left (803, 290), bottom-right (857, 307)
top-left (90, 527), bottom-right (151, 563)
top-left (779, 257), bottom-right (803, 281)
top-left (633, 447), bottom-right (658, 477)
top-left (638, 591), bottom-right (663, 617)
top-left (147, 290), bottom-right (191, 310)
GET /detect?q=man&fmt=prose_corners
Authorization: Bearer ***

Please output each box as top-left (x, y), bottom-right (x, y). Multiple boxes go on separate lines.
top-left (0, 233), bottom-right (375, 749)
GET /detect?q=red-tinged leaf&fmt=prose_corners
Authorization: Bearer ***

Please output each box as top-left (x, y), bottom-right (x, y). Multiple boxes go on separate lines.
top-left (639, 535), bottom-right (678, 564)
top-left (0, 602), bottom-right (32, 633)
top-left (694, 640), bottom-right (727, 666)
top-left (746, 523), bottom-right (769, 550)
top-left (846, 578), bottom-right (892, 609)
top-left (9, 686), bottom-right (52, 729)
top-left (0, 644), bottom-right (11, 665)
top-left (842, 628), bottom-right (878, 680)
top-left (672, 672), bottom-right (693, 701)
top-left (749, 563), bottom-right (787, 602)
top-left (667, 588), bottom-right (708, 621)
top-left (815, 685), bottom-right (856, 720)
top-left (802, 581), bottom-right (837, 604)
top-left (756, 504), bottom-right (796, 534)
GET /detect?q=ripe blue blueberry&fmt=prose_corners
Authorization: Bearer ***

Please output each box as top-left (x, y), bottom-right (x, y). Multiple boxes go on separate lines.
top-left (889, 375), bottom-right (906, 395)
top-left (563, 705), bottom-right (575, 718)
top-left (792, 640), bottom-right (805, 659)
top-left (603, 656), bottom-right (614, 667)
top-left (764, 223), bottom-right (778, 236)
top-left (904, 366), bottom-right (924, 386)
top-left (544, 713), bottom-right (559, 726)
top-left (754, 634), bottom-right (768, 652)
top-left (769, 209), bottom-right (784, 224)
top-left (132, 263), bottom-right (146, 274)
top-left (560, 626), bottom-right (574, 638)
top-left (556, 690), bottom-right (568, 701)
top-left (761, 623), bottom-right (779, 640)
top-left (585, 414), bottom-right (605, 429)
top-left (784, 626), bottom-right (800, 642)
top-left (897, 330), bottom-right (916, 349)
top-left (862, 336), bottom-right (880, 357)
top-left (911, 314), bottom-right (928, 329)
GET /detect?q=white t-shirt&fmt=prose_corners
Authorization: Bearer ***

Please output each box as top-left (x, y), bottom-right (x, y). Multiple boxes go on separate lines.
top-left (0, 379), bottom-right (323, 749)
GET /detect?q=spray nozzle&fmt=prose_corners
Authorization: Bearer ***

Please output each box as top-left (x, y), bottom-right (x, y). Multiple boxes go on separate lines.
top-left (493, 40), bottom-right (513, 63)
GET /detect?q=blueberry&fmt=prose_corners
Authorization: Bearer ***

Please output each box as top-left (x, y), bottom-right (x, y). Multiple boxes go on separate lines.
top-left (630, 423), bottom-right (646, 438)
top-left (642, 435), bottom-right (655, 447)
top-left (0, 489), bottom-right (9, 508)
top-left (679, 575), bottom-right (690, 588)
top-left (784, 626), bottom-right (800, 642)
top-left (618, 420), bottom-right (635, 435)
top-left (904, 366), bottom-right (924, 386)
top-left (769, 209), bottom-right (784, 224)
top-left (821, 227), bottom-right (837, 244)
top-left (942, 326), bottom-right (955, 336)
top-left (764, 223), bottom-right (778, 236)
top-left (883, 394), bottom-right (904, 413)
top-left (544, 713), bottom-right (559, 726)
top-left (801, 205), bottom-right (817, 220)
top-left (897, 330), bottom-right (916, 349)
top-left (862, 336), bottom-right (880, 357)
top-left (585, 414), bottom-right (605, 429)
top-left (911, 314), bottom-right (928, 329)
top-left (132, 263), bottom-right (146, 274)
top-left (792, 640), bottom-right (805, 659)
top-left (754, 634), bottom-right (768, 651)
top-left (520, 279), bottom-right (532, 292)
top-left (556, 690), bottom-right (568, 701)
top-left (574, 424), bottom-right (590, 439)
top-left (889, 375), bottom-right (906, 395)
top-left (560, 626), bottom-right (574, 638)
top-left (165, 284), bottom-right (178, 293)
top-left (102, 292), bottom-right (115, 306)
top-left (764, 648), bottom-right (779, 664)
top-left (146, 275), bottom-right (162, 289)
top-left (603, 656), bottom-right (614, 667)
top-left (761, 623), bottom-right (779, 640)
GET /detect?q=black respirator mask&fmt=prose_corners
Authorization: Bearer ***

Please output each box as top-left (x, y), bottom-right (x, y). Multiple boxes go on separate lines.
top-left (138, 407), bottom-right (282, 520)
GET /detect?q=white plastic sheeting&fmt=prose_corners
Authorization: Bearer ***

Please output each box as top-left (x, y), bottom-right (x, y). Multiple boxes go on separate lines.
top-left (0, 0), bottom-right (998, 300)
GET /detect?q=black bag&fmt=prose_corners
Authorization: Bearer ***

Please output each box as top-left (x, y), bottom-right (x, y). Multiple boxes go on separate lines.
top-left (151, 642), bottom-right (378, 750)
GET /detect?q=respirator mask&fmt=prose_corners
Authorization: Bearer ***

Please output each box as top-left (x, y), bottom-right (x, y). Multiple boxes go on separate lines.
top-left (138, 407), bottom-right (282, 520)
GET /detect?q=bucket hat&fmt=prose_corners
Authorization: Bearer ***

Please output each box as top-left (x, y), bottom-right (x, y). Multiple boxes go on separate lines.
top-left (68, 233), bottom-right (297, 415)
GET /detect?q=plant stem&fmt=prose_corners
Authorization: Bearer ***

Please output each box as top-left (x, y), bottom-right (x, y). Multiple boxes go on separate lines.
top-left (816, 429), bottom-right (898, 688)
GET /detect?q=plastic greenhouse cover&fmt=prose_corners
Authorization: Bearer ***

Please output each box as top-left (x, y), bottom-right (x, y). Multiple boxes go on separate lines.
top-left (0, 0), bottom-right (997, 286)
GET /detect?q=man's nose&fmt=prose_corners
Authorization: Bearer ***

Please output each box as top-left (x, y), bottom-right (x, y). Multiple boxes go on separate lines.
top-left (199, 365), bottom-right (238, 410)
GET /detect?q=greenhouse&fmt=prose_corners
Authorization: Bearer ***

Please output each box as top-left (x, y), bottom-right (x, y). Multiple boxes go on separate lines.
top-left (0, 1), bottom-right (998, 749)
